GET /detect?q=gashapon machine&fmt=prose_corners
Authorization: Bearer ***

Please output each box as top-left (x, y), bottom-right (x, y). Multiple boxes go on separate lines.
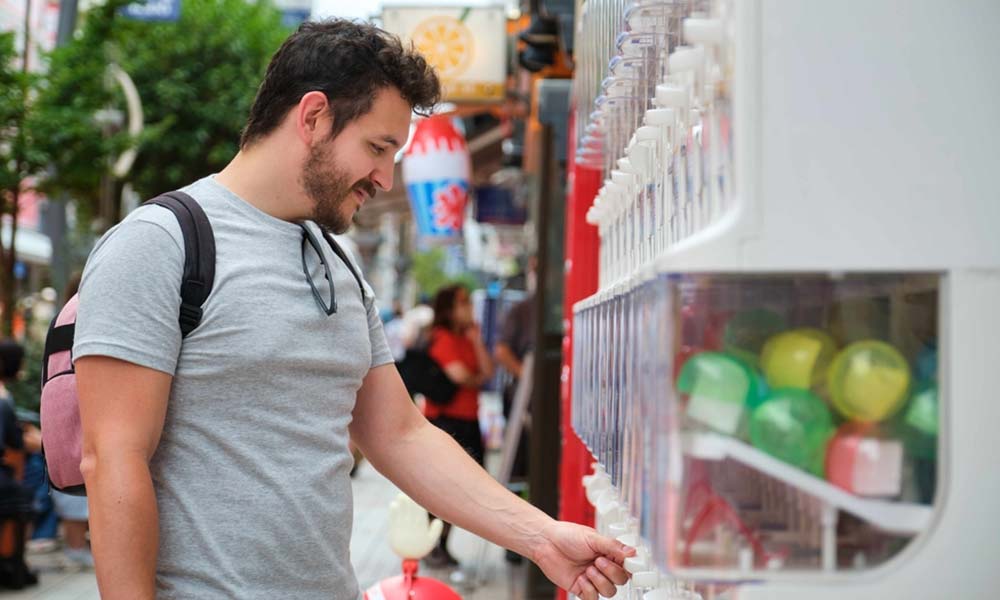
top-left (569, 0), bottom-right (1000, 598)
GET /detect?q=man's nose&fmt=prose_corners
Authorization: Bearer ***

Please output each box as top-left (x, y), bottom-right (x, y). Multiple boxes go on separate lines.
top-left (372, 162), bottom-right (394, 192)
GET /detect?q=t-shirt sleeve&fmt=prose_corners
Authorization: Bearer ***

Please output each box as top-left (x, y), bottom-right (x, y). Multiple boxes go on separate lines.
top-left (364, 291), bottom-right (394, 370)
top-left (73, 217), bottom-right (186, 375)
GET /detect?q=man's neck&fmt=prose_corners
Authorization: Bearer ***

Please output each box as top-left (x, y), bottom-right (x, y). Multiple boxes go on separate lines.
top-left (215, 142), bottom-right (308, 223)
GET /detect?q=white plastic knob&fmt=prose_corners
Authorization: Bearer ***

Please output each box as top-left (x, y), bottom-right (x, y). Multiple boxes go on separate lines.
top-left (605, 182), bottom-right (625, 197)
top-left (636, 126), bottom-right (660, 142)
top-left (584, 475), bottom-right (611, 504)
top-left (655, 85), bottom-right (689, 109)
top-left (630, 151), bottom-right (651, 175)
top-left (610, 170), bottom-right (634, 188)
top-left (624, 555), bottom-right (649, 574)
top-left (631, 570), bottom-right (661, 588)
top-left (683, 18), bottom-right (724, 44)
top-left (597, 497), bottom-right (624, 522)
top-left (645, 107), bottom-right (675, 126)
top-left (668, 46), bottom-right (705, 72)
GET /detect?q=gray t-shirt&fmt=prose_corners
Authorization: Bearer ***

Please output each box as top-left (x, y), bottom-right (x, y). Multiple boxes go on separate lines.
top-left (74, 176), bottom-right (393, 599)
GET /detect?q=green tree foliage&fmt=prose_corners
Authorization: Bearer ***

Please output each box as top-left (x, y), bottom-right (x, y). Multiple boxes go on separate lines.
top-left (35, 0), bottom-right (288, 221)
top-left (0, 32), bottom-right (49, 336)
top-left (411, 246), bottom-right (478, 300)
top-left (30, 0), bottom-right (131, 223)
top-left (112, 0), bottom-right (289, 198)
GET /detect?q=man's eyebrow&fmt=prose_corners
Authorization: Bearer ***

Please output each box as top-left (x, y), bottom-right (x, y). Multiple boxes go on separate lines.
top-left (379, 135), bottom-right (401, 149)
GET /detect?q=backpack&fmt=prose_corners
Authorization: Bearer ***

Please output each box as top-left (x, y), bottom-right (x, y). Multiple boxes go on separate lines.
top-left (40, 191), bottom-right (215, 496)
top-left (396, 339), bottom-right (459, 407)
top-left (39, 191), bottom-right (367, 496)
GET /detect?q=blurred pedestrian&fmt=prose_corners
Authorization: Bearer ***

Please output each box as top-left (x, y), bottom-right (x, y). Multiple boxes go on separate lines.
top-left (494, 257), bottom-right (537, 387)
top-left (74, 18), bottom-right (632, 600)
top-left (0, 339), bottom-right (38, 588)
top-left (422, 284), bottom-right (494, 567)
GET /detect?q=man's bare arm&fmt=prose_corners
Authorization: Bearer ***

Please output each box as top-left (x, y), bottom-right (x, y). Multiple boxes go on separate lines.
top-left (350, 364), bottom-right (632, 598)
top-left (77, 356), bottom-right (172, 600)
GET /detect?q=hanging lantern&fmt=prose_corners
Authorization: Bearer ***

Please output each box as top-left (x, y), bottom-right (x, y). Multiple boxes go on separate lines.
top-left (402, 115), bottom-right (471, 240)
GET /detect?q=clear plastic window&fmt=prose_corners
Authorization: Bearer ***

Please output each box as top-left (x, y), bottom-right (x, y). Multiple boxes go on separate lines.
top-left (573, 273), bottom-right (939, 579)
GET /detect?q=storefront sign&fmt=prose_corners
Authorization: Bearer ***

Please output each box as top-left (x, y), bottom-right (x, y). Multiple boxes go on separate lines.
top-left (382, 5), bottom-right (506, 102)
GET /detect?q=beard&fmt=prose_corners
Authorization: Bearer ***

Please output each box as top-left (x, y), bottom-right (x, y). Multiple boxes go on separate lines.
top-left (301, 139), bottom-right (376, 234)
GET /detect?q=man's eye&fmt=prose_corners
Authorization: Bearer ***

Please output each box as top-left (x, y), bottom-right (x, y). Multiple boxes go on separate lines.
top-left (370, 144), bottom-right (385, 155)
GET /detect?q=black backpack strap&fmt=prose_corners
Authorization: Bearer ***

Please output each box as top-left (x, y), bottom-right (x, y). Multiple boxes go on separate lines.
top-left (144, 191), bottom-right (216, 337)
top-left (322, 231), bottom-right (368, 305)
top-left (41, 312), bottom-right (75, 383)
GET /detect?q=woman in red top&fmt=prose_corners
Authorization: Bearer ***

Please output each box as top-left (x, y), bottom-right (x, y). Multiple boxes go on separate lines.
top-left (423, 284), bottom-right (494, 568)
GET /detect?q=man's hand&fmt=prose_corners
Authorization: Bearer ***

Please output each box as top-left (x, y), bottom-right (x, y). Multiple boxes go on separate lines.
top-left (531, 521), bottom-right (635, 599)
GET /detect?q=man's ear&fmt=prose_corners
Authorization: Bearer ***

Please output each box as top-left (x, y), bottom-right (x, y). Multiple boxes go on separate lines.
top-left (295, 91), bottom-right (330, 145)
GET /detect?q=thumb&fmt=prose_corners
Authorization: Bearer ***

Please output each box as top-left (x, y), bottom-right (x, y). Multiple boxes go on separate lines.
top-left (426, 518), bottom-right (444, 546)
top-left (589, 531), bottom-right (635, 565)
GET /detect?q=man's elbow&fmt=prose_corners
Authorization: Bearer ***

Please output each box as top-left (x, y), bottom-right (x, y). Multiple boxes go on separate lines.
top-left (79, 453), bottom-right (97, 484)
top-left (79, 437), bottom-right (148, 488)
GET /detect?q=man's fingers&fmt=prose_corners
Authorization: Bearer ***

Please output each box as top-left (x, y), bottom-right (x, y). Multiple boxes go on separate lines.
top-left (589, 531), bottom-right (636, 564)
top-left (571, 575), bottom-right (599, 600)
top-left (586, 565), bottom-right (618, 598)
top-left (594, 556), bottom-right (630, 586)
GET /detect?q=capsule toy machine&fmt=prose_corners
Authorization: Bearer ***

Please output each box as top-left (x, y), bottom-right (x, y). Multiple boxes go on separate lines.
top-left (569, 0), bottom-right (1000, 598)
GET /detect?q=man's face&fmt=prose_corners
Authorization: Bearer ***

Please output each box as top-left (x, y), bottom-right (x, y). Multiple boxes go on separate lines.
top-left (300, 87), bottom-right (412, 234)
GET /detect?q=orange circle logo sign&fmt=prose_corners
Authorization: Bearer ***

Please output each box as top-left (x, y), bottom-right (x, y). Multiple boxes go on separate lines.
top-left (412, 16), bottom-right (474, 78)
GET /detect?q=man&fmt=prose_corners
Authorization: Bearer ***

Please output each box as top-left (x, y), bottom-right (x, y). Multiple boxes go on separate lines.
top-left (75, 19), bottom-right (631, 600)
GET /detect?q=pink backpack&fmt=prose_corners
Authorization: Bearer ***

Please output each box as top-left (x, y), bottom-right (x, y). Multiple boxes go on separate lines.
top-left (40, 192), bottom-right (215, 495)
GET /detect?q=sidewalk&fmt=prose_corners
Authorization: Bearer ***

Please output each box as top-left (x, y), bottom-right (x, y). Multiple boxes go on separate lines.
top-left (2, 456), bottom-right (522, 599)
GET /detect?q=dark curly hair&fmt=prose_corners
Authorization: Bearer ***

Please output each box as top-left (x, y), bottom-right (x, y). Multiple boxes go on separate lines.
top-left (240, 19), bottom-right (441, 148)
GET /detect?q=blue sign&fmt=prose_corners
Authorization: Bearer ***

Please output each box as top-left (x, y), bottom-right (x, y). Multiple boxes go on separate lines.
top-left (281, 9), bottom-right (311, 28)
top-left (121, 0), bottom-right (181, 22)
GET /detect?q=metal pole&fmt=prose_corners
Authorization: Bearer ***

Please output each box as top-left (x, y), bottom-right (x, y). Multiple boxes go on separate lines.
top-left (56, 0), bottom-right (79, 46)
top-left (22, 0), bottom-right (31, 72)
top-left (45, 0), bottom-right (80, 298)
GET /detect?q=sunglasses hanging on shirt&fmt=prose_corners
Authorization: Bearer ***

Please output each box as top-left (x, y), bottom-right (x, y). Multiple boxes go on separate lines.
top-left (299, 223), bottom-right (367, 316)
